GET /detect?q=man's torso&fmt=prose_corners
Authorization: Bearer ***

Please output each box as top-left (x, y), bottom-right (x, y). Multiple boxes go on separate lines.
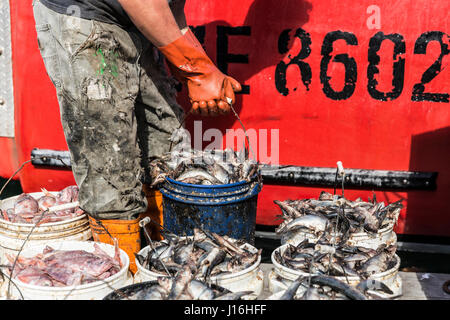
top-left (39, 0), bottom-right (134, 28)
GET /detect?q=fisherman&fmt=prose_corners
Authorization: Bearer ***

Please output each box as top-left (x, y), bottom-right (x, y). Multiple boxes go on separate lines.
top-left (32, 0), bottom-right (242, 273)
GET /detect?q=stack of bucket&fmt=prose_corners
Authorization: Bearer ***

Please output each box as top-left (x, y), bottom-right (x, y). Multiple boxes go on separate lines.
top-left (158, 177), bottom-right (262, 245)
top-left (3, 241), bottom-right (133, 300)
top-left (1, 173), bottom-right (263, 299)
top-left (0, 191), bottom-right (136, 300)
top-left (133, 237), bottom-right (264, 300)
top-left (131, 177), bottom-right (264, 299)
top-left (0, 192), bottom-right (92, 260)
top-left (268, 199), bottom-right (403, 299)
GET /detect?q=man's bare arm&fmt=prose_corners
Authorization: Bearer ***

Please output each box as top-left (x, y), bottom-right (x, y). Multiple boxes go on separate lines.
top-left (118, 0), bottom-right (242, 116)
top-left (118, 0), bottom-right (185, 47)
top-left (170, 0), bottom-right (188, 31)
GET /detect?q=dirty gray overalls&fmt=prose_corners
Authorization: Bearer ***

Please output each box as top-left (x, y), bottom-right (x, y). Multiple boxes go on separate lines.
top-left (32, 0), bottom-right (185, 220)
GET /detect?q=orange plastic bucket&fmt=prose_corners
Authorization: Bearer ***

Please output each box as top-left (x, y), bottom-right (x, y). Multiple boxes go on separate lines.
top-left (141, 185), bottom-right (164, 241)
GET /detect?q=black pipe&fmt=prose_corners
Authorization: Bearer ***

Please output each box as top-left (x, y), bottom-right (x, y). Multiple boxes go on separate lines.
top-left (30, 148), bottom-right (438, 191)
top-left (260, 164), bottom-right (437, 191)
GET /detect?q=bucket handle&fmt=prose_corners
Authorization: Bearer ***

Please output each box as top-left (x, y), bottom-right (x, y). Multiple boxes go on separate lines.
top-left (168, 100), bottom-right (257, 162)
top-left (160, 181), bottom-right (261, 206)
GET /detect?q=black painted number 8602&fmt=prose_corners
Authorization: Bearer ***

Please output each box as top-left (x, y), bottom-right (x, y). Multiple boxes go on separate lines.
top-left (412, 31), bottom-right (449, 103)
top-left (275, 28), bottom-right (312, 96)
top-left (275, 29), bottom-right (449, 103)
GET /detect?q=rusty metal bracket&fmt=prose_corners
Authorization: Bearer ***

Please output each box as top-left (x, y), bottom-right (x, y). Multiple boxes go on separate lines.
top-left (31, 148), bottom-right (72, 167)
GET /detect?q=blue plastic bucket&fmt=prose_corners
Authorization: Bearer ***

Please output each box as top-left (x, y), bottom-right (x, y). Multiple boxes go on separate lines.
top-left (159, 177), bottom-right (262, 244)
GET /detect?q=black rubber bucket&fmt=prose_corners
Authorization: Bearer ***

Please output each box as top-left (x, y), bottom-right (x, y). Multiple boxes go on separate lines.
top-left (159, 177), bottom-right (262, 245)
top-left (103, 280), bottom-right (231, 300)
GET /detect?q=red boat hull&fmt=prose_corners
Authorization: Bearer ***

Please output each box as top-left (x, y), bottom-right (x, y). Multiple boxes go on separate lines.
top-left (4, 0), bottom-right (449, 236)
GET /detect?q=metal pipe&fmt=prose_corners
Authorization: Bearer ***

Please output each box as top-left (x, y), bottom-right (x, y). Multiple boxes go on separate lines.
top-left (260, 164), bottom-right (437, 191)
top-left (30, 148), bottom-right (438, 191)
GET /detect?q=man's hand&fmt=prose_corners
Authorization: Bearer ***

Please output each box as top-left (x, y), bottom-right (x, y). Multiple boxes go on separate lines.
top-left (191, 75), bottom-right (242, 117)
top-left (159, 30), bottom-right (242, 116)
top-left (182, 29), bottom-right (242, 116)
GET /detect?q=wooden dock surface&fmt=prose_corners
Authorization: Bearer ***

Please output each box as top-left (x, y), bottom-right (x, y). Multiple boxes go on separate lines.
top-left (259, 263), bottom-right (450, 300)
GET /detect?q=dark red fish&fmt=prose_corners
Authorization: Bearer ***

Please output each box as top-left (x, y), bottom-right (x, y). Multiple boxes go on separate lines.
top-left (57, 186), bottom-right (79, 203)
top-left (7, 244), bottom-right (122, 287)
top-left (37, 194), bottom-right (57, 210)
top-left (1, 185), bottom-right (84, 225)
top-left (15, 267), bottom-right (54, 287)
top-left (14, 193), bottom-right (39, 217)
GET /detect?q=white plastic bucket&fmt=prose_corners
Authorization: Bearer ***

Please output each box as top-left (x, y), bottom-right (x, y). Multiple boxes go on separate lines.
top-left (133, 241), bottom-right (264, 300)
top-left (268, 243), bottom-right (402, 299)
top-left (0, 192), bottom-right (92, 259)
top-left (4, 240), bottom-right (133, 300)
top-left (281, 216), bottom-right (399, 250)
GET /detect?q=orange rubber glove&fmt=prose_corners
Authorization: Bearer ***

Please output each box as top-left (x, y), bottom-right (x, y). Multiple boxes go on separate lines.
top-left (165, 29), bottom-right (202, 87)
top-left (158, 30), bottom-right (242, 116)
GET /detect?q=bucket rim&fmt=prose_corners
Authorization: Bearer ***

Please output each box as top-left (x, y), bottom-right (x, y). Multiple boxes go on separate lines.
top-left (102, 280), bottom-right (231, 300)
top-left (0, 226), bottom-right (93, 250)
top-left (163, 176), bottom-right (256, 189)
top-left (7, 241), bottom-right (130, 293)
top-left (159, 180), bottom-right (261, 206)
top-left (0, 213), bottom-right (88, 228)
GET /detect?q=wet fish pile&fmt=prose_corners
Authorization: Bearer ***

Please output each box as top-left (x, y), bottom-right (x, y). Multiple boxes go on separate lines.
top-left (268, 274), bottom-right (394, 300)
top-left (271, 191), bottom-right (403, 300)
top-left (149, 147), bottom-right (260, 186)
top-left (5, 243), bottom-right (122, 287)
top-left (121, 267), bottom-right (252, 300)
top-left (274, 238), bottom-right (397, 279)
top-left (135, 228), bottom-right (261, 280)
top-left (0, 186), bottom-right (84, 225)
top-left (275, 191), bottom-right (403, 242)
